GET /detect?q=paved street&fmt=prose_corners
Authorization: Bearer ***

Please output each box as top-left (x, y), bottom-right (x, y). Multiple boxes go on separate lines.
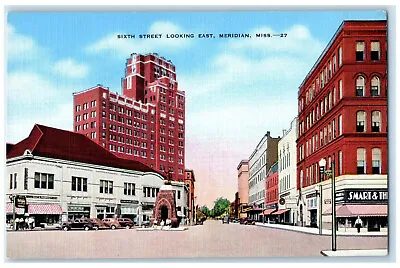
top-left (6, 220), bottom-right (387, 259)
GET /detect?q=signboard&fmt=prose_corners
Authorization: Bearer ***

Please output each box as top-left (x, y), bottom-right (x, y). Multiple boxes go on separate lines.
top-left (15, 195), bottom-right (27, 208)
top-left (279, 198), bottom-right (286, 205)
top-left (265, 203), bottom-right (277, 210)
top-left (120, 199), bottom-right (139, 204)
top-left (336, 189), bottom-right (388, 204)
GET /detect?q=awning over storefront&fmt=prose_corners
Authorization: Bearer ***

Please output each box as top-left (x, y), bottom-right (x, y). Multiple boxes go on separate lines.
top-left (28, 204), bottom-right (63, 215)
top-left (272, 209), bottom-right (290, 215)
top-left (262, 209), bottom-right (276, 215)
top-left (323, 204), bottom-right (387, 217)
top-left (5, 203), bottom-right (25, 214)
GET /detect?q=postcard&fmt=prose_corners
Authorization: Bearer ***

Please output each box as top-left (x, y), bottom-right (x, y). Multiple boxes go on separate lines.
top-left (5, 8), bottom-right (389, 260)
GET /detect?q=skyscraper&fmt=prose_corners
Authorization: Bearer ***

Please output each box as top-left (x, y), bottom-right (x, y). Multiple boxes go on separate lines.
top-left (73, 53), bottom-right (185, 182)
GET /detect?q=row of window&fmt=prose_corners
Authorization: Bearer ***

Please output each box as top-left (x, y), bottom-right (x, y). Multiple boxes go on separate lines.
top-left (279, 174), bottom-right (291, 193)
top-left (249, 152), bottom-right (267, 178)
top-left (249, 190), bottom-right (265, 203)
top-left (76, 100), bottom-right (97, 112)
top-left (279, 151), bottom-right (291, 171)
top-left (266, 188), bottom-right (278, 203)
top-left (299, 147), bottom-right (383, 188)
top-left (299, 115), bottom-right (342, 161)
top-left (355, 41), bottom-right (381, 62)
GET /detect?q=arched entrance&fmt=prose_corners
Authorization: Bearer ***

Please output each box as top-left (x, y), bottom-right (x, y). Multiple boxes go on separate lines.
top-left (161, 205), bottom-right (168, 222)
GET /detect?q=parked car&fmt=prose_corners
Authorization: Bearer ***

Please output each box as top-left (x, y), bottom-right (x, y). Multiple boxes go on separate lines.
top-left (222, 216), bottom-right (229, 224)
top-left (88, 218), bottom-right (109, 229)
top-left (117, 218), bottom-right (134, 229)
top-left (102, 218), bottom-right (121, 229)
top-left (239, 217), bottom-right (255, 225)
top-left (62, 218), bottom-right (97, 231)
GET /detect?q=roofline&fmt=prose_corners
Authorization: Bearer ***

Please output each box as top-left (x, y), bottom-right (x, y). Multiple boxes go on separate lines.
top-left (73, 84), bottom-right (109, 96)
top-left (128, 52), bottom-right (176, 66)
top-left (298, 19), bottom-right (387, 91)
top-left (237, 160), bottom-right (249, 170)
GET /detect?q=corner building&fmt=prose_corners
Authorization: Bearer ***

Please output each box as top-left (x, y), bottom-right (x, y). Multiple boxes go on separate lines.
top-left (296, 21), bottom-right (387, 231)
top-left (73, 53), bottom-right (185, 182)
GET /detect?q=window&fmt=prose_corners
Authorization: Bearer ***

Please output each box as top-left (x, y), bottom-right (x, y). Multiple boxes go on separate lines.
top-left (339, 80), bottom-right (343, 99)
top-left (357, 148), bottom-right (366, 174)
top-left (100, 180), bottom-right (113, 194)
top-left (372, 111), bottom-right (381, 132)
top-left (356, 76), bottom-right (365, 96)
top-left (34, 172), bottom-right (54, 189)
top-left (338, 115), bottom-right (343, 136)
top-left (177, 190), bottom-right (181, 199)
top-left (127, 76), bottom-right (132, 89)
top-left (338, 150), bottom-right (343, 175)
top-left (333, 87), bottom-right (336, 105)
top-left (372, 148), bottom-right (382, 174)
top-left (24, 168), bottom-right (28, 190)
top-left (356, 111), bottom-right (366, 132)
top-left (356, 41), bottom-right (365, 61)
top-left (72, 176), bottom-right (88, 192)
top-left (338, 47), bottom-right (343, 66)
top-left (371, 76), bottom-right (380, 96)
top-left (124, 182), bottom-right (136, 196)
top-left (371, 41), bottom-right (380, 61)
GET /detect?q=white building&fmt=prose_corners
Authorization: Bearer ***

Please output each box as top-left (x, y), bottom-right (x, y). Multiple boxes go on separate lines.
top-left (248, 131), bottom-right (280, 221)
top-left (6, 124), bottom-right (187, 228)
top-left (277, 117), bottom-right (298, 224)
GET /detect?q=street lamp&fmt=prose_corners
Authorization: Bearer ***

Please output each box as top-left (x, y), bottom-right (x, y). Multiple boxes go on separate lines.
top-left (319, 158), bottom-right (336, 251)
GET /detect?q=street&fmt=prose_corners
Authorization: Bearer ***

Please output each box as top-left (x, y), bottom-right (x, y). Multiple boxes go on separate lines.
top-left (6, 220), bottom-right (387, 259)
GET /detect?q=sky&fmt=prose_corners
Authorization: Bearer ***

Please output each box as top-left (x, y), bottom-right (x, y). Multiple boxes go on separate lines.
top-left (6, 10), bottom-right (387, 208)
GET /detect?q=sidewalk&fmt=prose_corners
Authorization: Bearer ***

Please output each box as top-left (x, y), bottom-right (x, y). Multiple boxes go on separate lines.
top-left (255, 222), bottom-right (387, 236)
top-left (321, 249), bottom-right (388, 257)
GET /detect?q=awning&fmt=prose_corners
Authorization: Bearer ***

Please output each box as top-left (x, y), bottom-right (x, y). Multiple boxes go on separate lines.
top-left (262, 209), bottom-right (276, 215)
top-left (323, 204), bottom-right (387, 217)
top-left (272, 209), bottom-right (290, 215)
top-left (5, 203), bottom-right (25, 214)
top-left (28, 204), bottom-right (63, 215)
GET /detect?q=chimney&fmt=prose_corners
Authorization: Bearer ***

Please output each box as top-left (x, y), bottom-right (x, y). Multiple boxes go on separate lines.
top-left (267, 131), bottom-right (270, 137)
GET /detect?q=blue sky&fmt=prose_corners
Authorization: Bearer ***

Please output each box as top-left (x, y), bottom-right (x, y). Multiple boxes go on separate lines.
top-left (6, 10), bottom-right (387, 207)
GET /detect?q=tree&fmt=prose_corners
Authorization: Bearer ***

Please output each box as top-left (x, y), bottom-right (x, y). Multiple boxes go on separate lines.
top-left (212, 197), bottom-right (230, 217)
top-left (200, 205), bottom-right (211, 217)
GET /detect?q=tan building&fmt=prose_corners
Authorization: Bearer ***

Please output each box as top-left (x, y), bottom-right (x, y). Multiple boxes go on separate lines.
top-left (237, 160), bottom-right (249, 218)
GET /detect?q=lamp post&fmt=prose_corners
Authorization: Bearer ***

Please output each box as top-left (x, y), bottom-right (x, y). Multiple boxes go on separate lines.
top-left (314, 185), bottom-right (322, 235)
top-left (319, 158), bottom-right (336, 251)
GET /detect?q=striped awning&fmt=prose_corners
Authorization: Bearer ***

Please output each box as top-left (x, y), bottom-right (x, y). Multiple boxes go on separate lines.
top-left (28, 204), bottom-right (63, 215)
top-left (323, 204), bottom-right (387, 217)
top-left (5, 203), bottom-right (25, 214)
top-left (262, 209), bottom-right (276, 215)
top-left (272, 209), bottom-right (290, 215)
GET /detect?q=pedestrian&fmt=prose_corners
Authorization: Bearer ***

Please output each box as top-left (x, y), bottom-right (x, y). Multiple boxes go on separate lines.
top-left (355, 216), bottom-right (363, 233)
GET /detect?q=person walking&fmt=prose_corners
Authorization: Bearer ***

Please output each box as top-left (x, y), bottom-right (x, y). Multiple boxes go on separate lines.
top-left (355, 216), bottom-right (363, 233)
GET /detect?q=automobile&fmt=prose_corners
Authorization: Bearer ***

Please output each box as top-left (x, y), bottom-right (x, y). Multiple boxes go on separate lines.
top-left (239, 217), bottom-right (255, 225)
top-left (222, 216), bottom-right (229, 224)
top-left (117, 218), bottom-right (134, 229)
top-left (102, 218), bottom-right (121, 229)
top-left (62, 218), bottom-right (97, 231)
top-left (232, 218), bottom-right (240, 223)
top-left (88, 218), bottom-right (109, 229)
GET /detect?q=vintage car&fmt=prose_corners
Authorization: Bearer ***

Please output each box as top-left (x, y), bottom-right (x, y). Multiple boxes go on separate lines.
top-left (62, 218), bottom-right (97, 231)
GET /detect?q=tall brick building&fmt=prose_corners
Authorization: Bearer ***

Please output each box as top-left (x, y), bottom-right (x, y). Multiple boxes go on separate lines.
top-left (73, 53), bottom-right (185, 182)
top-left (296, 21), bottom-right (387, 231)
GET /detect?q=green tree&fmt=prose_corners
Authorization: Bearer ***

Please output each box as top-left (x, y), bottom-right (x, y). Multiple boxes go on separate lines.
top-left (212, 197), bottom-right (230, 217)
top-left (200, 205), bottom-right (211, 217)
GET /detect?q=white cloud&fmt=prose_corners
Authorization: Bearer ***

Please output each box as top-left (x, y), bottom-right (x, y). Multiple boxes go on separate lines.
top-left (85, 21), bottom-right (192, 58)
top-left (7, 24), bottom-right (40, 61)
top-left (225, 24), bottom-right (323, 56)
top-left (53, 58), bottom-right (89, 79)
top-left (6, 102), bottom-right (73, 144)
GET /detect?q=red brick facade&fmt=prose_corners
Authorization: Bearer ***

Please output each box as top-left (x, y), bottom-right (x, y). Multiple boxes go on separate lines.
top-left (152, 189), bottom-right (178, 224)
top-left (296, 20), bottom-right (387, 189)
top-left (184, 169), bottom-right (196, 223)
top-left (265, 162), bottom-right (279, 207)
top-left (73, 53), bottom-right (185, 181)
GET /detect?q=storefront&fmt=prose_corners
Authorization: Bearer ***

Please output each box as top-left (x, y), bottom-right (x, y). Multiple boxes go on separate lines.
top-left (325, 188), bottom-right (388, 232)
top-left (263, 203), bottom-right (278, 223)
top-left (120, 200), bottom-right (139, 221)
top-left (5, 203), bottom-right (25, 225)
top-left (28, 203), bottom-right (63, 227)
top-left (306, 194), bottom-right (318, 228)
top-left (67, 205), bottom-right (90, 221)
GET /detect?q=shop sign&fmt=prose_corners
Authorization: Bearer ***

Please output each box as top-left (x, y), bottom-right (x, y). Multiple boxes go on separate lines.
top-left (120, 200), bottom-right (139, 204)
top-left (279, 198), bottom-right (286, 205)
top-left (15, 195), bottom-right (27, 208)
top-left (25, 195), bottom-right (58, 200)
top-left (68, 206), bottom-right (90, 212)
top-left (265, 203), bottom-right (277, 210)
top-left (339, 189), bottom-right (388, 204)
